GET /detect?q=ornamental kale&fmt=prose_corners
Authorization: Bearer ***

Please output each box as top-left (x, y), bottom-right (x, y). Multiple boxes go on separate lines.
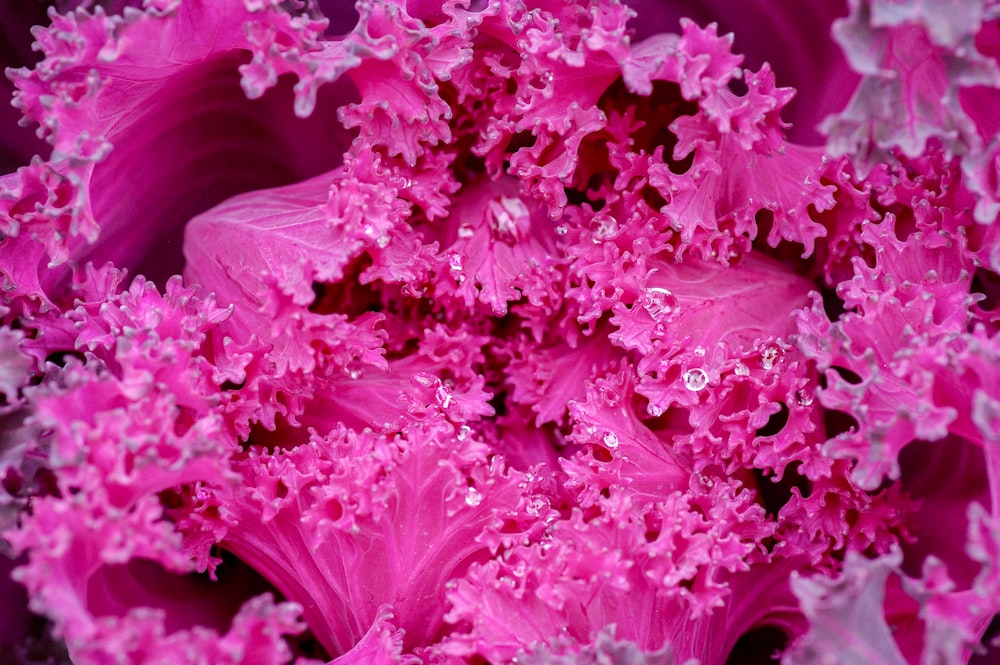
top-left (1, 1), bottom-right (1000, 664)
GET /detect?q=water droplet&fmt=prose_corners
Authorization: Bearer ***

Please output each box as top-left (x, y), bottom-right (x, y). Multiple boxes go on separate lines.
top-left (526, 497), bottom-right (547, 517)
top-left (436, 385), bottom-right (454, 408)
top-left (594, 216), bottom-right (618, 240)
top-left (490, 196), bottom-right (529, 236)
top-left (493, 210), bottom-right (514, 234)
top-left (541, 71), bottom-right (554, 84)
top-left (457, 424), bottom-right (472, 441)
top-left (501, 196), bottom-right (529, 219)
top-left (458, 225), bottom-right (475, 238)
top-left (414, 373), bottom-right (437, 388)
top-left (555, 224), bottom-right (569, 236)
top-left (760, 345), bottom-right (781, 370)
top-left (347, 368), bottom-right (363, 380)
top-left (796, 389), bottom-right (814, 406)
top-left (376, 234), bottom-right (390, 248)
top-left (646, 403), bottom-right (663, 417)
top-left (734, 362), bottom-right (750, 377)
top-left (449, 254), bottom-right (463, 273)
top-left (693, 345), bottom-right (706, 357)
top-left (682, 368), bottom-right (708, 392)
top-left (465, 487), bottom-right (483, 507)
top-left (643, 287), bottom-right (676, 319)
top-left (603, 432), bottom-right (619, 449)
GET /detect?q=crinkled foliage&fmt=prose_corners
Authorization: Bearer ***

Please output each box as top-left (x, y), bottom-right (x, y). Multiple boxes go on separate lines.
top-left (1, 1), bottom-right (1000, 665)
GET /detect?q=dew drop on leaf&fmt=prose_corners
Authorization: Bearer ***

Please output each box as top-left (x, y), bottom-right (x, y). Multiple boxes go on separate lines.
top-left (643, 287), bottom-right (677, 319)
top-left (683, 368), bottom-right (709, 392)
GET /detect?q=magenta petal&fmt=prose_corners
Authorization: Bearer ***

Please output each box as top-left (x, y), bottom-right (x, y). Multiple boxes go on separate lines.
top-left (623, 0), bottom-right (859, 144)
top-left (821, 0), bottom-right (1000, 223)
top-left (2, 0), bottom-right (1000, 662)
top-left (786, 549), bottom-right (910, 665)
top-left (213, 421), bottom-right (530, 658)
top-left (2, 0), bottom-right (360, 302)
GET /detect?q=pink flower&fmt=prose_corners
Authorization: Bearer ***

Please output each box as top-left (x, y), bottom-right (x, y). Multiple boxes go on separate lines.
top-left (1, 1), bottom-right (1000, 664)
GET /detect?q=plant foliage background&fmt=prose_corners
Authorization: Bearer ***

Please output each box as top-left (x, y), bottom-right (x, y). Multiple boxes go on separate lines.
top-left (2, 1), bottom-right (1000, 664)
